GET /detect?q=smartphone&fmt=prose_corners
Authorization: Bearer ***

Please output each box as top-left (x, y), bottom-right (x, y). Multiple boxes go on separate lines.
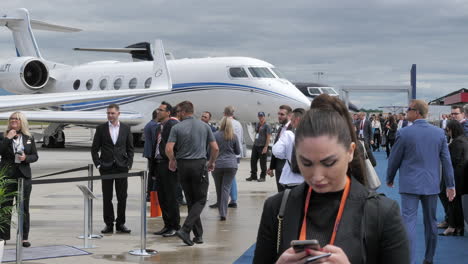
top-left (291, 239), bottom-right (320, 253)
top-left (305, 253), bottom-right (332, 263)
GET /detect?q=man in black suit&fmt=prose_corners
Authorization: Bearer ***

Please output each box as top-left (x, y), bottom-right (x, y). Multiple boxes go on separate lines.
top-left (267, 105), bottom-right (292, 192)
top-left (355, 112), bottom-right (376, 166)
top-left (152, 101), bottom-right (181, 237)
top-left (92, 103), bottom-right (134, 234)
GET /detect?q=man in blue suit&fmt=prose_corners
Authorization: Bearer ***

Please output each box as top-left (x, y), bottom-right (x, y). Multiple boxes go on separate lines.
top-left (143, 109), bottom-right (159, 200)
top-left (387, 99), bottom-right (456, 264)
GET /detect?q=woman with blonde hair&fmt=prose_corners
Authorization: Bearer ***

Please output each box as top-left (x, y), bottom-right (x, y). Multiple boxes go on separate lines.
top-left (0, 112), bottom-right (38, 247)
top-left (212, 117), bottom-right (240, 221)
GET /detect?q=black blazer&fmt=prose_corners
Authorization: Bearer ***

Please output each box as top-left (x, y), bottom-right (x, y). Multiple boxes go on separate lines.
top-left (0, 134), bottom-right (38, 179)
top-left (91, 122), bottom-right (134, 170)
top-left (386, 122), bottom-right (397, 141)
top-left (152, 118), bottom-right (179, 160)
top-left (253, 178), bottom-right (409, 264)
top-left (355, 119), bottom-right (373, 144)
top-left (269, 123), bottom-right (293, 170)
top-left (449, 136), bottom-right (468, 194)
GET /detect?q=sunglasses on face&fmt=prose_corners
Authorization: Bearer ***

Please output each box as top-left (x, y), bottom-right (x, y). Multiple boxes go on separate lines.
top-left (9, 117), bottom-right (20, 121)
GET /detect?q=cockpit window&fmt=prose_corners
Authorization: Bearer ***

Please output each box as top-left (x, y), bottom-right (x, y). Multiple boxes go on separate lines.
top-left (321, 87), bottom-right (338, 95)
top-left (248, 67), bottom-right (275, 78)
top-left (271, 68), bottom-right (286, 79)
top-left (229, 67), bottom-right (248, 78)
top-left (307, 87), bottom-right (321, 96)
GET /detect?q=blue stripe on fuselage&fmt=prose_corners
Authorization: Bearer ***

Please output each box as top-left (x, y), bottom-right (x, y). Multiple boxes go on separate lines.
top-left (59, 82), bottom-right (294, 111)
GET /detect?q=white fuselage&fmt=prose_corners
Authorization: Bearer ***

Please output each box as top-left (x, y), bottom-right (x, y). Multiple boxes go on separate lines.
top-left (39, 57), bottom-right (310, 132)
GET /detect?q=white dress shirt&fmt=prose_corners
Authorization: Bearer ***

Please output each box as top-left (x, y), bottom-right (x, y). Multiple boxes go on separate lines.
top-left (108, 121), bottom-right (120, 145)
top-left (272, 130), bottom-right (304, 185)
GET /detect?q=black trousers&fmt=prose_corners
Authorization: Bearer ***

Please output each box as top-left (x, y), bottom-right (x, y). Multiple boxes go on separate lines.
top-left (274, 159), bottom-right (286, 192)
top-left (100, 166), bottom-right (128, 227)
top-left (386, 139), bottom-right (395, 158)
top-left (448, 194), bottom-right (464, 228)
top-left (177, 159), bottom-right (208, 238)
top-left (0, 175), bottom-right (31, 240)
top-left (153, 160), bottom-right (180, 230)
top-left (439, 180), bottom-right (449, 222)
top-left (147, 158), bottom-right (156, 193)
top-left (373, 133), bottom-right (381, 150)
top-left (250, 146), bottom-right (267, 179)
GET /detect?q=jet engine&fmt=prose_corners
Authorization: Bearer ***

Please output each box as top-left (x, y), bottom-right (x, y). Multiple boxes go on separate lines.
top-left (0, 57), bottom-right (49, 94)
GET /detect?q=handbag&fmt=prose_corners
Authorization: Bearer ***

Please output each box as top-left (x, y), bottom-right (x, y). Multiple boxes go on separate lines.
top-left (360, 141), bottom-right (381, 190)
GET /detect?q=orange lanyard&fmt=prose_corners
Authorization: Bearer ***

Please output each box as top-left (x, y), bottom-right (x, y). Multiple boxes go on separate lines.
top-left (299, 177), bottom-right (351, 245)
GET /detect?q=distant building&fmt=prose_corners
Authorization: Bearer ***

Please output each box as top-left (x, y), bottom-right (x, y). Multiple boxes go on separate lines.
top-left (429, 88), bottom-right (468, 106)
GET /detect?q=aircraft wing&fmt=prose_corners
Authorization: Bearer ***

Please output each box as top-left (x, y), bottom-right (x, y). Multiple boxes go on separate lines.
top-left (0, 89), bottom-right (163, 112)
top-left (0, 110), bottom-right (143, 126)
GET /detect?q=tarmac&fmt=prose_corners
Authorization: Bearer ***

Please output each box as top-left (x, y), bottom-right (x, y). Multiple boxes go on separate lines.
top-left (2, 126), bottom-right (276, 264)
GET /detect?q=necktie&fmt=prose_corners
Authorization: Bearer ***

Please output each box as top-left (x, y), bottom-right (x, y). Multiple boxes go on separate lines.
top-left (361, 121), bottom-right (364, 130)
top-left (275, 125), bottom-right (284, 143)
top-left (155, 124), bottom-right (164, 157)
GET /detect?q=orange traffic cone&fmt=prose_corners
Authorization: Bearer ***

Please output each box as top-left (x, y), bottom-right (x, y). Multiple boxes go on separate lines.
top-left (150, 191), bottom-right (162, 217)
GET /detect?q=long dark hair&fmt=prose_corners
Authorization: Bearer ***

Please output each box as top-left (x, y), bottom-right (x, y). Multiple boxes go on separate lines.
top-left (447, 120), bottom-right (464, 139)
top-left (304, 94), bottom-right (367, 185)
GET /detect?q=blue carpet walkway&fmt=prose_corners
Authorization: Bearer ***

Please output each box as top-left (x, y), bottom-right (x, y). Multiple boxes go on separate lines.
top-left (234, 151), bottom-right (468, 264)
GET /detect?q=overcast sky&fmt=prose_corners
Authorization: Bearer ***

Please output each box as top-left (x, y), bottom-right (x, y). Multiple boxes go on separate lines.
top-left (2, 0), bottom-right (468, 109)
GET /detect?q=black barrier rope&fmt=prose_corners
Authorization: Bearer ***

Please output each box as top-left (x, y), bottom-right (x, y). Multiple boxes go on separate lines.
top-left (31, 171), bottom-right (144, 185)
top-left (33, 166), bottom-right (89, 179)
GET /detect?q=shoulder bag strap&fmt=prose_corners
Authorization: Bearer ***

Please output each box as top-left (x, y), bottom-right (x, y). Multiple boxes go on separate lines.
top-left (277, 188), bottom-right (292, 254)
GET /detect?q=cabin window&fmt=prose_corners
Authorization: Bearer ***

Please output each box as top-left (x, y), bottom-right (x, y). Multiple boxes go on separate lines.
top-left (86, 79), bottom-right (93, 90)
top-left (114, 78), bottom-right (122, 90)
top-left (73, 80), bottom-right (80, 90)
top-left (144, 77), bottom-right (152, 88)
top-left (248, 67), bottom-right (275, 78)
top-left (99, 79), bottom-right (108, 90)
top-left (229, 67), bottom-right (248, 78)
top-left (271, 68), bottom-right (286, 79)
top-left (129, 78), bottom-right (137, 89)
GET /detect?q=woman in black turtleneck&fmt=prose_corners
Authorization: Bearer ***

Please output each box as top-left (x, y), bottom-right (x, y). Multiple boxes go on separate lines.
top-left (253, 95), bottom-right (409, 264)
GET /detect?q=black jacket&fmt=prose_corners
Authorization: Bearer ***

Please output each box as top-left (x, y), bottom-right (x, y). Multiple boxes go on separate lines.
top-left (269, 123), bottom-right (293, 170)
top-left (385, 122), bottom-right (397, 141)
top-left (0, 134), bottom-right (38, 179)
top-left (91, 122), bottom-right (134, 170)
top-left (449, 136), bottom-right (468, 195)
top-left (253, 178), bottom-right (409, 264)
top-left (152, 118), bottom-right (179, 160)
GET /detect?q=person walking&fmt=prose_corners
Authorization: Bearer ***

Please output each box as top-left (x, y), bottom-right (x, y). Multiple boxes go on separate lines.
top-left (387, 100), bottom-right (455, 264)
top-left (91, 103), bottom-right (134, 234)
top-left (212, 117), bottom-right (240, 221)
top-left (166, 101), bottom-right (219, 246)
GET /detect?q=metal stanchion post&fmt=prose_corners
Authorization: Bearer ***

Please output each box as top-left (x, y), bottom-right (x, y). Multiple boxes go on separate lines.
top-left (129, 171), bottom-right (157, 256)
top-left (79, 164), bottom-right (102, 240)
top-left (16, 178), bottom-right (24, 264)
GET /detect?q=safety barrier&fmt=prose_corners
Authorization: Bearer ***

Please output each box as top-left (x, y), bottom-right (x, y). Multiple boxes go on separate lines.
top-left (14, 165), bottom-right (157, 263)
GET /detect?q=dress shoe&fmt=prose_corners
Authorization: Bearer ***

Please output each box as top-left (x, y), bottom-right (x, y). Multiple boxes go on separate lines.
top-left (162, 229), bottom-right (177, 237)
top-left (437, 221), bottom-right (449, 229)
top-left (22, 241), bottom-right (31, 248)
top-left (257, 178), bottom-right (265, 182)
top-left (245, 177), bottom-right (256, 181)
top-left (220, 216), bottom-right (226, 221)
top-left (101, 225), bottom-right (114, 234)
top-left (193, 236), bottom-right (204, 244)
top-left (176, 230), bottom-right (194, 246)
top-left (228, 202), bottom-right (237, 208)
top-left (423, 260), bottom-right (433, 264)
top-left (456, 228), bottom-right (464, 236)
top-left (116, 225), bottom-right (131, 233)
top-left (209, 203), bottom-right (218, 209)
top-left (154, 227), bottom-right (170, 235)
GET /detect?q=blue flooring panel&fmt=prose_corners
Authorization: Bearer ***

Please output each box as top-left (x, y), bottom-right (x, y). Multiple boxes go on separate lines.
top-left (235, 150), bottom-right (468, 264)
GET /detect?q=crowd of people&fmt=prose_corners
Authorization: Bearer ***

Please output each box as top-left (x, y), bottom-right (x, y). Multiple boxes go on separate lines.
top-left (0, 97), bottom-right (467, 264)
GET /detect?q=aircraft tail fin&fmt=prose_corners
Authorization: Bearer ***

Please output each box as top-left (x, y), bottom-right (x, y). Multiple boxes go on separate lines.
top-left (151, 40), bottom-right (172, 92)
top-left (0, 8), bottom-right (81, 58)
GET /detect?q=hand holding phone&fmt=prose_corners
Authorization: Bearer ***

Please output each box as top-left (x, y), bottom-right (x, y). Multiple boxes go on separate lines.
top-left (291, 239), bottom-right (321, 253)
